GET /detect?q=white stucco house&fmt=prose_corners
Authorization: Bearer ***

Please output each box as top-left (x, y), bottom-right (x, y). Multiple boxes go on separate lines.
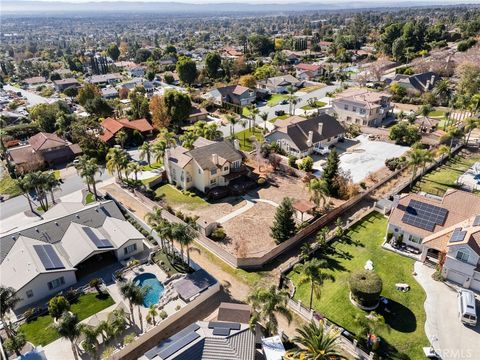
top-left (0, 201), bottom-right (145, 310)
top-left (387, 189), bottom-right (480, 251)
top-left (164, 137), bottom-right (245, 193)
top-left (421, 215), bottom-right (480, 291)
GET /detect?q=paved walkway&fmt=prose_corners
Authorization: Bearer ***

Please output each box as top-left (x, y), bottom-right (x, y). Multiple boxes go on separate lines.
top-left (415, 262), bottom-right (480, 359)
top-left (216, 198), bottom-right (255, 224)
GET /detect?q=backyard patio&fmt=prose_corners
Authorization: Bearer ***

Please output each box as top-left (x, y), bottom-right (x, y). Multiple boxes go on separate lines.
top-left (287, 212), bottom-right (428, 359)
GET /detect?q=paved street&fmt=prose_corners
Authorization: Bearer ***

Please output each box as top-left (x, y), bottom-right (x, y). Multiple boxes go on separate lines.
top-left (3, 84), bottom-right (56, 107)
top-left (415, 262), bottom-right (480, 360)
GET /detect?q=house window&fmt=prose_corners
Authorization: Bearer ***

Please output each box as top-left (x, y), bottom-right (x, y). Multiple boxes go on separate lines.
top-left (210, 179), bottom-right (216, 185)
top-left (360, 109), bottom-right (366, 114)
top-left (344, 105), bottom-right (349, 110)
top-left (124, 243), bottom-right (137, 255)
top-left (456, 249), bottom-right (470, 263)
top-left (48, 277), bottom-right (65, 290)
top-left (224, 166), bottom-right (228, 171)
top-left (352, 106), bottom-right (357, 112)
top-left (198, 169), bottom-right (201, 174)
top-left (211, 169), bottom-right (217, 175)
top-left (26, 290), bottom-right (34, 298)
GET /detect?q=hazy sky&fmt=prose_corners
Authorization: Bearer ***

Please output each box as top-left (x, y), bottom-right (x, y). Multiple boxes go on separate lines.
top-left (12, 0), bottom-right (474, 3)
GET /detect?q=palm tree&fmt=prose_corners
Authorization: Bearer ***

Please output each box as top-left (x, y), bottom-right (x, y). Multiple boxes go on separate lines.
top-left (444, 126), bottom-right (464, 155)
top-left (152, 140), bottom-right (167, 164)
top-left (250, 106), bottom-right (259, 131)
top-left (353, 312), bottom-right (390, 345)
top-left (157, 128), bottom-right (176, 148)
top-left (108, 308), bottom-right (128, 344)
top-left (0, 286), bottom-right (21, 339)
top-left (294, 258), bottom-right (334, 309)
top-left (172, 223), bottom-right (195, 267)
top-left (115, 129), bottom-right (128, 149)
top-left (75, 155), bottom-right (102, 199)
top-left (139, 141), bottom-right (152, 165)
top-left (305, 178), bottom-right (328, 211)
top-left (145, 207), bottom-right (167, 251)
top-left (227, 114), bottom-right (238, 138)
top-left (79, 324), bottom-right (99, 359)
top-left (419, 104), bottom-right (432, 131)
top-left (15, 176), bottom-right (35, 213)
top-left (179, 131), bottom-right (197, 149)
top-left (287, 321), bottom-right (346, 360)
top-left (240, 120), bottom-right (248, 145)
top-left (299, 243), bottom-right (311, 261)
top-left (408, 148), bottom-right (424, 188)
top-left (53, 311), bottom-right (81, 360)
top-left (307, 97), bottom-right (321, 115)
top-left (146, 305), bottom-right (158, 326)
top-left (463, 117), bottom-right (479, 146)
top-left (106, 147), bottom-right (128, 181)
top-left (119, 281), bottom-right (139, 325)
top-left (23, 171), bottom-right (50, 211)
top-left (259, 112), bottom-right (268, 132)
top-left (420, 149), bottom-right (434, 175)
top-left (432, 79), bottom-right (452, 106)
top-left (127, 162), bottom-right (142, 182)
top-left (287, 86), bottom-right (296, 115)
top-left (247, 285), bottom-right (292, 335)
top-left (130, 286), bottom-right (148, 333)
top-left (436, 144), bottom-right (450, 160)
top-left (469, 94), bottom-right (480, 117)
top-left (45, 171), bottom-right (60, 204)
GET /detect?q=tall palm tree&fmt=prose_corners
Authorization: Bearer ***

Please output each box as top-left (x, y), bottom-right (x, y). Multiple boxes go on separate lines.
top-left (419, 104), bottom-right (432, 130)
top-left (106, 147), bottom-right (128, 181)
top-left (146, 305), bottom-right (158, 326)
top-left (287, 321), bottom-right (346, 360)
top-left (83, 157), bottom-right (102, 200)
top-left (420, 149), bottom-right (434, 175)
top-left (305, 178), bottom-right (328, 211)
top-left (23, 171), bottom-right (50, 211)
top-left (0, 286), bottom-right (21, 339)
top-left (108, 308), bottom-right (128, 344)
top-left (445, 126), bottom-right (464, 156)
top-left (436, 144), bottom-right (450, 160)
top-left (247, 285), bottom-right (292, 335)
top-left (139, 141), bottom-right (153, 165)
top-left (130, 286), bottom-right (148, 333)
top-left (45, 171), bottom-right (61, 205)
top-left (227, 114), bottom-right (238, 138)
top-left (15, 176), bottom-right (35, 213)
top-left (79, 324), bottom-right (99, 359)
top-left (152, 140), bottom-right (167, 164)
top-left (259, 112), bottom-right (268, 132)
top-left (408, 148), bottom-right (424, 188)
top-left (250, 106), bottom-right (259, 131)
top-left (287, 86), bottom-right (296, 115)
top-left (53, 312), bottom-right (81, 360)
top-left (294, 258), bottom-right (334, 309)
top-left (463, 117), bottom-right (479, 146)
top-left (119, 281), bottom-right (139, 325)
top-left (145, 207), bottom-right (167, 251)
top-left (353, 312), bottom-right (390, 343)
top-left (157, 128), bottom-right (176, 148)
top-left (432, 79), bottom-right (452, 106)
top-left (179, 131), bottom-right (197, 149)
top-left (240, 120), bottom-right (248, 145)
top-left (172, 222), bottom-right (195, 267)
top-left (127, 162), bottom-right (142, 182)
top-left (115, 129), bottom-right (128, 149)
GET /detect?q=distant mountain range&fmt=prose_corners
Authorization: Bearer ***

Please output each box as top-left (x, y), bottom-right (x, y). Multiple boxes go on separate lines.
top-left (3, 1), bottom-right (479, 15)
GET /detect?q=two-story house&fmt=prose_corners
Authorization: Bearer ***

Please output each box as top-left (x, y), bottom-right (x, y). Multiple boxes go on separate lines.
top-left (421, 215), bottom-right (480, 291)
top-left (387, 71), bottom-right (440, 95)
top-left (332, 88), bottom-right (392, 127)
top-left (164, 138), bottom-right (244, 193)
top-left (264, 114), bottom-right (344, 157)
top-left (295, 63), bottom-right (323, 81)
top-left (203, 85), bottom-right (256, 109)
top-left (387, 189), bottom-right (480, 251)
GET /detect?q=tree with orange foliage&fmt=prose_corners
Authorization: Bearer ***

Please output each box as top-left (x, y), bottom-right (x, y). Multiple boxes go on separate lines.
top-left (149, 95), bottom-right (170, 129)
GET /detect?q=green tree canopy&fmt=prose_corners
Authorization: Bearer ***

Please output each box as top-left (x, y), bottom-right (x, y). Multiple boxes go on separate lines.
top-left (176, 56), bottom-right (197, 85)
top-left (270, 197), bottom-right (296, 243)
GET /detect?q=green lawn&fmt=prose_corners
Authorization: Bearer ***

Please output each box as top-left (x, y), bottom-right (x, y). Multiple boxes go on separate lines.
top-left (301, 84), bottom-right (325, 93)
top-left (242, 107), bottom-right (251, 117)
top-left (428, 110), bottom-right (446, 118)
top-left (414, 153), bottom-right (480, 196)
top-left (141, 175), bottom-right (161, 185)
top-left (270, 114), bottom-right (290, 123)
top-left (233, 127), bottom-right (263, 151)
top-left (288, 212), bottom-right (428, 359)
top-left (19, 292), bottom-right (114, 346)
top-left (142, 161), bottom-right (162, 171)
top-left (267, 94), bottom-right (289, 106)
top-left (85, 192), bottom-right (95, 204)
top-left (300, 100), bottom-right (327, 110)
top-left (0, 174), bottom-right (21, 197)
top-left (155, 184), bottom-right (207, 210)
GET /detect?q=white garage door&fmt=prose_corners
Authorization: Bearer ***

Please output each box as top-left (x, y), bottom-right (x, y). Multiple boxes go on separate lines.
top-left (471, 279), bottom-right (480, 292)
top-left (448, 270), bottom-right (466, 286)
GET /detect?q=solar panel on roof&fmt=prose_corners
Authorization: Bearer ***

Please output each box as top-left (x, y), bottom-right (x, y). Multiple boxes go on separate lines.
top-left (82, 227), bottom-right (113, 249)
top-left (144, 324), bottom-right (201, 360)
top-left (212, 327), bottom-right (231, 336)
top-left (157, 331), bottom-right (200, 360)
top-left (208, 321), bottom-right (241, 330)
top-left (450, 228), bottom-right (467, 243)
top-left (473, 215), bottom-right (480, 227)
top-left (33, 244), bottom-right (65, 270)
top-left (401, 200), bottom-right (448, 232)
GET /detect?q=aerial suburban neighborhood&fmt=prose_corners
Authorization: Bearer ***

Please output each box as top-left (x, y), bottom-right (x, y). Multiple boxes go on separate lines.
top-left (1, 1), bottom-right (480, 359)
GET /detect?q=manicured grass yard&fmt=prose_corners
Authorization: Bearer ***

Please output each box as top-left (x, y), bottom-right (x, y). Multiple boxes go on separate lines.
top-left (19, 292), bottom-right (115, 346)
top-left (414, 153), bottom-right (480, 196)
top-left (141, 175), bottom-right (161, 185)
top-left (234, 127), bottom-right (263, 151)
top-left (428, 110), bottom-right (446, 118)
top-left (300, 100), bottom-right (327, 110)
top-left (155, 184), bottom-right (207, 210)
top-left (288, 212), bottom-right (428, 359)
top-left (0, 174), bottom-right (21, 196)
top-left (269, 114), bottom-right (289, 123)
top-left (85, 192), bottom-right (95, 204)
top-left (142, 161), bottom-right (162, 171)
top-left (267, 94), bottom-right (289, 106)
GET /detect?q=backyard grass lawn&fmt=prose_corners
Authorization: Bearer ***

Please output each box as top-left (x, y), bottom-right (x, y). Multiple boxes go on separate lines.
top-left (267, 94), bottom-right (289, 106)
top-left (414, 153), bottom-right (480, 196)
top-left (19, 292), bottom-right (114, 346)
top-left (141, 175), bottom-right (161, 185)
top-left (142, 161), bottom-right (162, 171)
top-left (301, 84), bottom-right (325, 93)
top-left (428, 110), bottom-right (446, 118)
top-left (300, 100), bottom-right (327, 110)
top-left (234, 127), bottom-right (263, 151)
top-left (0, 174), bottom-right (21, 196)
top-left (270, 114), bottom-right (289, 123)
top-left (155, 184), bottom-right (207, 210)
top-left (288, 212), bottom-right (428, 359)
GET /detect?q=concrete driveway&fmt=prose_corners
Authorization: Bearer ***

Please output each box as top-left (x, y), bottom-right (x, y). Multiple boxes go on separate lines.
top-left (415, 262), bottom-right (480, 360)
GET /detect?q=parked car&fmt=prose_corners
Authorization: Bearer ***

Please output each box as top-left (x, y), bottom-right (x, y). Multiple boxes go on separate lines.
top-left (279, 100), bottom-right (288, 105)
top-left (274, 110), bottom-right (285, 116)
top-left (458, 289), bottom-right (477, 326)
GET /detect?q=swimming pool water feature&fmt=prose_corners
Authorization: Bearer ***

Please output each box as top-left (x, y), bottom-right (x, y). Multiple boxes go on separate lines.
top-left (133, 273), bottom-right (165, 307)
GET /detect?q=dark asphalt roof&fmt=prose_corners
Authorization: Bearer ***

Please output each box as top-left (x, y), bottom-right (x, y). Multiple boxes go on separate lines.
top-left (187, 141), bottom-right (242, 171)
top-left (173, 269), bottom-right (217, 301)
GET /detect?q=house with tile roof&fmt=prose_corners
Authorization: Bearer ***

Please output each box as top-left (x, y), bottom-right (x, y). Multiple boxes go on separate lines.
top-left (332, 88), bottom-right (392, 127)
top-left (0, 201), bottom-right (145, 310)
top-left (164, 138), bottom-right (244, 193)
top-left (387, 189), bottom-right (480, 251)
top-left (7, 132), bottom-right (82, 173)
top-left (421, 215), bottom-right (480, 291)
top-left (265, 114), bottom-right (344, 157)
top-left (295, 63), bottom-right (324, 81)
top-left (258, 74), bottom-right (303, 94)
top-left (100, 117), bottom-right (154, 144)
top-left (203, 85), bottom-right (256, 109)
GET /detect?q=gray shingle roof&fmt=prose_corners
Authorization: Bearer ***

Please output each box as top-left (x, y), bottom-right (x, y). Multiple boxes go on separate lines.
top-left (187, 141), bottom-right (242, 171)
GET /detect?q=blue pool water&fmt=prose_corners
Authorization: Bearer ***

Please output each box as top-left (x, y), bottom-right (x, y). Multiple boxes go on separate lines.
top-left (133, 273), bottom-right (165, 307)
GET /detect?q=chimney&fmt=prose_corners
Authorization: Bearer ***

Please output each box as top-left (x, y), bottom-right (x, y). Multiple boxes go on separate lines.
top-left (318, 122), bottom-right (323, 135)
top-left (307, 131), bottom-right (313, 147)
top-left (233, 139), bottom-right (240, 151)
top-left (212, 153), bottom-right (218, 165)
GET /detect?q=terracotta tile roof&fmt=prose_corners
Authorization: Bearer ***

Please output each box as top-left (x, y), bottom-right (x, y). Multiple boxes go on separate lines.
top-left (296, 63), bottom-right (321, 72)
top-left (100, 117), bottom-right (154, 142)
top-left (389, 190), bottom-right (480, 239)
top-left (29, 132), bottom-right (67, 151)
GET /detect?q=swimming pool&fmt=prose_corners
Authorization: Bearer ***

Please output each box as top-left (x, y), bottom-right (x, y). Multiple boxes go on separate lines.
top-left (133, 273), bottom-right (165, 307)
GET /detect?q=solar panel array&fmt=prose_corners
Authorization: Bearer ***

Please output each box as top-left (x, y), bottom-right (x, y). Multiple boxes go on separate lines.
top-left (33, 244), bottom-right (65, 270)
top-left (401, 199), bottom-right (448, 232)
top-left (144, 323), bottom-right (200, 360)
top-left (450, 228), bottom-right (467, 243)
top-left (208, 321), bottom-right (241, 337)
top-left (473, 215), bottom-right (480, 227)
top-left (157, 331), bottom-right (200, 359)
top-left (82, 227), bottom-right (113, 249)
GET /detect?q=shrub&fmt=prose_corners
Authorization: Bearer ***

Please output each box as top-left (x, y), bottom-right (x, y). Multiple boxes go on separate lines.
top-left (159, 310), bottom-right (168, 320)
top-left (123, 334), bottom-right (135, 345)
top-left (349, 270), bottom-right (383, 308)
top-left (257, 177), bottom-right (266, 186)
top-left (211, 226), bottom-right (226, 241)
top-left (387, 232), bottom-right (393, 241)
top-left (175, 305), bottom-right (181, 311)
top-left (385, 156), bottom-right (407, 171)
top-left (298, 156), bottom-right (314, 172)
top-left (48, 296), bottom-right (71, 319)
top-left (288, 155), bottom-right (298, 168)
top-left (23, 307), bottom-right (38, 323)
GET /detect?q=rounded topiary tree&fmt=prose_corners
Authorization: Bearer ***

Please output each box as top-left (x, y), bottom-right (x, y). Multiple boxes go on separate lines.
top-left (349, 270), bottom-right (383, 309)
top-left (48, 295), bottom-right (71, 319)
